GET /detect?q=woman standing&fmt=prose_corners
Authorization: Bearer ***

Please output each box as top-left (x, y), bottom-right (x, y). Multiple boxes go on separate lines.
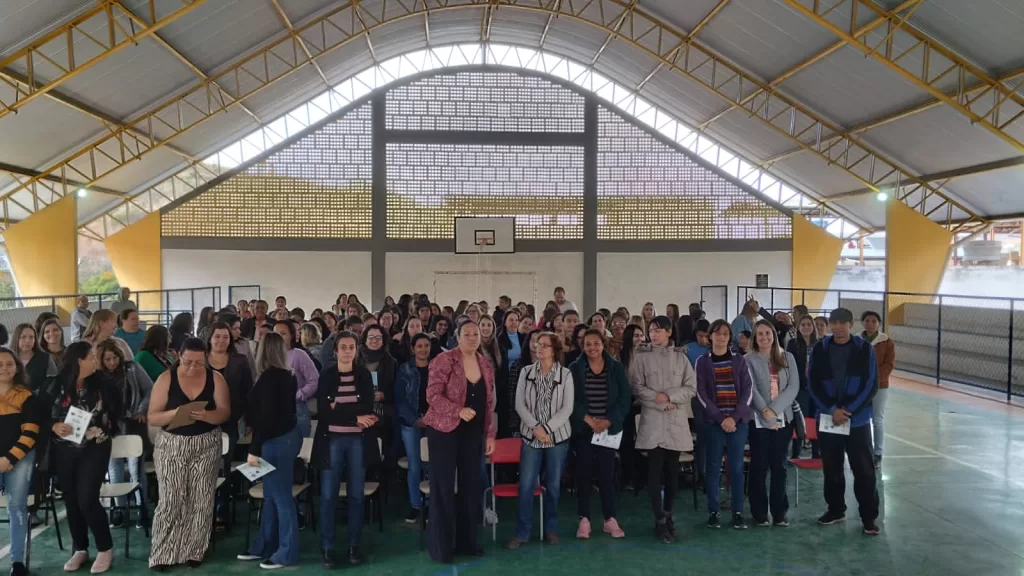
top-left (358, 325), bottom-right (397, 479)
top-left (569, 330), bottom-right (630, 540)
top-left (97, 340), bottom-right (153, 529)
top-left (81, 310), bottom-right (133, 360)
top-left (40, 318), bottom-right (66, 372)
top-left (423, 321), bottom-right (496, 563)
top-left (430, 317), bottom-right (452, 357)
top-left (629, 316), bottom-right (697, 543)
top-left (273, 321), bottom-right (318, 438)
top-left (814, 316), bottom-right (829, 340)
top-left (12, 324), bottom-right (57, 400)
top-left (51, 342), bottom-right (121, 573)
top-left (313, 331), bottom-right (378, 568)
top-left (565, 323), bottom-right (589, 367)
top-left (587, 313), bottom-right (611, 339)
top-left (147, 338), bottom-right (231, 571)
top-left (301, 323), bottom-right (324, 364)
top-left (507, 329), bottom-right (541, 438)
top-left (237, 333), bottom-right (301, 569)
top-left (389, 317), bottom-right (423, 365)
top-left (0, 349), bottom-right (40, 576)
top-left (496, 310), bottom-right (523, 438)
top-left (168, 313), bottom-right (193, 355)
top-left (618, 324), bottom-right (646, 491)
top-left (640, 303), bottom-right (656, 333)
top-left (786, 316), bottom-right (819, 459)
top-left (746, 320), bottom-right (799, 527)
top-left (507, 332), bottom-right (574, 549)
top-left (395, 333), bottom-right (432, 523)
top-left (135, 325), bottom-right (175, 382)
top-left (695, 320), bottom-right (754, 530)
top-left (861, 311), bottom-right (895, 468)
top-left (477, 315), bottom-right (502, 382)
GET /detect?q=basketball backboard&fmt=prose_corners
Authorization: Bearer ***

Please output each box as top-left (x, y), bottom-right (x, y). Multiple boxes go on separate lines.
top-left (454, 217), bottom-right (515, 254)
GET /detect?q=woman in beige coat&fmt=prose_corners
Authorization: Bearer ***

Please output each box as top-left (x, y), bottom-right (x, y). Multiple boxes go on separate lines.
top-left (628, 316), bottom-right (696, 544)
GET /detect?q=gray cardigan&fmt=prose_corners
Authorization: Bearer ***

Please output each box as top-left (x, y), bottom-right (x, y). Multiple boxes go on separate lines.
top-left (515, 362), bottom-right (575, 445)
top-left (744, 351), bottom-right (800, 426)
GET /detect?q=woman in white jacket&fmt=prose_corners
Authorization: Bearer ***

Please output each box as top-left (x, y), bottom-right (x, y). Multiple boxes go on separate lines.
top-left (746, 320), bottom-right (800, 527)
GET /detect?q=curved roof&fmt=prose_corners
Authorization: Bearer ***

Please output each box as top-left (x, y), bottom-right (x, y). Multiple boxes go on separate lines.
top-left (1, 0), bottom-right (1021, 239)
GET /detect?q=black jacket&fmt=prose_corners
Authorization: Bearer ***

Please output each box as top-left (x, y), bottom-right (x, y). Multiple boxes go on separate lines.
top-left (357, 350), bottom-right (396, 419)
top-left (247, 367), bottom-right (297, 456)
top-left (215, 352), bottom-right (254, 426)
top-left (310, 364), bottom-right (375, 469)
top-left (51, 372), bottom-right (122, 442)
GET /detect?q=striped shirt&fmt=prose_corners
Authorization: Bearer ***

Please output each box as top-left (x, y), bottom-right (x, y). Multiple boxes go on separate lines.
top-left (712, 353), bottom-right (738, 415)
top-left (328, 371), bottom-right (362, 434)
top-left (584, 365), bottom-right (608, 419)
top-left (0, 387), bottom-right (39, 464)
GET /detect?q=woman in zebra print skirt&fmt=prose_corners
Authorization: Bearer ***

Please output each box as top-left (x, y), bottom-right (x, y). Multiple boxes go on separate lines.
top-left (146, 338), bottom-right (231, 570)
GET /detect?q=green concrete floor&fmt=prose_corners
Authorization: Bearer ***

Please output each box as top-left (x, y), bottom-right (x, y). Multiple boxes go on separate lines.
top-left (7, 386), bottom-right (1024, 575)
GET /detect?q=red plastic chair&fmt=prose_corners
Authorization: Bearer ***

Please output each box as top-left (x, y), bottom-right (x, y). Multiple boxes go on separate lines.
top-left (788, 417), bottom-right (823, 506)
top-left (484, 438), bottom-right (544, 542)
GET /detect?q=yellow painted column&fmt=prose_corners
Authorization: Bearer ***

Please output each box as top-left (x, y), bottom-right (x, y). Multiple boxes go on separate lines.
top-left (791, 214), bottom-right (845, 311)
top-left (884, 200), bottom-right (952, 324)
top-left (104, 212), bottom-right (163, 316)
top-left (5, 195), bottom-right (78, 298)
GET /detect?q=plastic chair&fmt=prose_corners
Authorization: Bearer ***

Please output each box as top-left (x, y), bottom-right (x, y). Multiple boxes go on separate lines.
top-left (484, 438), bottom-right (542, 542)
top-left (788, 417), bottom-right (823, 507)
top-left (209, 433), bottom-right (231, 550)
top-left (100, 435), bottom-right (148, 558)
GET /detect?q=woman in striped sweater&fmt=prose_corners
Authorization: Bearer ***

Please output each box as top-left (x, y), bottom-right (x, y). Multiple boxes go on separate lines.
top-left (695, 319), bottom-right (754, 530)
top-left (0, 348), bottom-right (40, 576)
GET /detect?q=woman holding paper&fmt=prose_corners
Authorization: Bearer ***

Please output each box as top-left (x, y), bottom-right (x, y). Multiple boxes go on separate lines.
top-left (146, 337), bottom-right (231, 571)
top-left (50, 341), bottom-right (121, 573)
top-left (629, 316), bottom-right (697, 544)
top-left (568, 329), bottom-right (631, 540)
top-left (745, 320), bottom-right (799, 527)
top-left (0, 348), bottom-right (41, 576)
top-left (237, 332), bottom-right (300, 569)
top-left (506, 332), bottom-right (573, 550)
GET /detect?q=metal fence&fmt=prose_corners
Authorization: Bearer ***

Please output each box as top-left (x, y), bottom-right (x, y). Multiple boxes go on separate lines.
top-left (734, 285), bottom-right (1024, 401)
top-left (228, 285), bottom-right (261, 307)
top-left (0, 286), bottom-right (222, 330)
top-left (699, 285), bottom-right (728, 323)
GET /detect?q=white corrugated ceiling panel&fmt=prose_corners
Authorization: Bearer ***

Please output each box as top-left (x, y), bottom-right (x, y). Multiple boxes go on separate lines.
top-left (0, 96), bottom-right (104, 169)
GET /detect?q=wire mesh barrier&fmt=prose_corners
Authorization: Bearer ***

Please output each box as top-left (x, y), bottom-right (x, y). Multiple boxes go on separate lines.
top-left (0, 287), bottom-right (222, 332)
top-left (228, 285), bottom-right (262, 307)
top-left (699, 285), bottom-right (728, 323)
top-left (736, 286), bottom-right (1024, 400)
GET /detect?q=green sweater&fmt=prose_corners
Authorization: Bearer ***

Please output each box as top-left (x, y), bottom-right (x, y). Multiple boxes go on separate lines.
top-left (568, 352), bottom-right (632, 436)
top-left (134, 350), bottom-right (171, 382)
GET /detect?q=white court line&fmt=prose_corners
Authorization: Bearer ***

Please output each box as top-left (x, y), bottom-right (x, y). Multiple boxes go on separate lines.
top-left (881, 454), bottom-right (944, 460)
top-left (886, 433), bottom-right (1024, 490)
top-left (0, 508), bottom-right (67, 560)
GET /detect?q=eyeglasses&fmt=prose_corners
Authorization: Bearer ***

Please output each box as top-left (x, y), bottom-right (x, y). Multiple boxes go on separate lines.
top-left (181, 360), bottom-right (204, 369)
top-left (366, 336), bottom-right (384, 343)
top-left (534, 342), bottom-right (553, 349)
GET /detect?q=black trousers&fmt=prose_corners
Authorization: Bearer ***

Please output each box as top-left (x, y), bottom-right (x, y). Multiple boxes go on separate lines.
top-left (426, 424), bottom-right (483, 563)
top-left (55, 440), bottom-right (114, 552)
top-left (646, 447), bottom-right (680, 522)
top-left (619, 405), bottom-right (640, 487)
top-left (749, 423), bottom-right (792, 522)
top-left (820, 424), bottom-right (879, 521)
top-left (574, 435), bottom-right (617, 521)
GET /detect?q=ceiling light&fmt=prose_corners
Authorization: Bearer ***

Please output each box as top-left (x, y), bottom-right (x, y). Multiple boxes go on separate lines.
top-left (76, 188), bottom-right (87, 198)
top-left (876, 191), bottom-right (888, 202)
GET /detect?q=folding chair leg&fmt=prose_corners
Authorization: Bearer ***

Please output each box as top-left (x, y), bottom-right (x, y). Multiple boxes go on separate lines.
top-left (24, 518), bottom-right (31, 570)
top-left (539, 492), bottom-right (544, 542)
top-left (51, 496), bottom-right (64, 551)
top-left (245, 499), bottom-right (252, 553)
top-left (377, 494), bottom-right (383, 532)
top-left (125, 503), bottom-right (131, 559)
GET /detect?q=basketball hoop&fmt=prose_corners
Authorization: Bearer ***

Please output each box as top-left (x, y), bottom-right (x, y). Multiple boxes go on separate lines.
top-left (474, 230), bottom-right (496, 246)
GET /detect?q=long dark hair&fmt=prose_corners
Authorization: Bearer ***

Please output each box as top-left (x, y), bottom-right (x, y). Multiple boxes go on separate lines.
top-left (0, 348), bottom-right (28, 390)
top-left (141, 325), bottom-right (171, 358)
top-left (274, 319), bottom-right (299, 350)
top-left (169, 312), bottom-right (193, 337)
top-left (204, 321), bottom-right (233, 352)
top-left (517, 328), bottom-right (542, 367)
top-left (569, 323), bottom-right (588, 352)
top-left (58, 341), bottom-right (94, 398)
top-left (39, 318), bottom-right (65, 353)
top-left (620, 324), bottom-right (645, 369)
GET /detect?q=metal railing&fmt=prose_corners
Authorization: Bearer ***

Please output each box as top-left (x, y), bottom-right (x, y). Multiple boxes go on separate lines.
top-left (734, 285), bottom-right (1024, 401)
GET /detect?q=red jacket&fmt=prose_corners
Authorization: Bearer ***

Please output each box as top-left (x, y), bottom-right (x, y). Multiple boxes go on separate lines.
top-left (422, 348), bottom-right (497, 439)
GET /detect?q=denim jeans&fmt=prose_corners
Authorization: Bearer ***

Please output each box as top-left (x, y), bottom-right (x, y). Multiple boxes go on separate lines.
top-left (296, 403), bottom-right (312, 439)
top-left (515, 440), bottom-right (569, 540)
top-left (107, 455), bottom-right (147, 511)
top-left (0, 451), bottom-right (35, 564)
top-left (250, 428), bottom-right (301, 566)
top-left (400, 425), bottom-right (424, 509)
top-left (319, 435), bottom-right (364, 550)
top-left (871, 388), bottom-right (888, 456)
top-left (703, 420), bottom-right (749, 514)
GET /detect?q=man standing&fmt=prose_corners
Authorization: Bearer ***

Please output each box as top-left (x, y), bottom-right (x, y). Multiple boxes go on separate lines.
top-left (808, 307), bottom-right (880, 535)
top-left (70, 295), bottom-right (92, 341)
top-left (241, 300), bottom-right (269, 340)
top-left (114, 309), bottom-right (145, 354)
top-left (493, 295), bottom-right (511, 328)
top-left (110, 286), bottom-right (137, 316)
top-left (553, 287), bottom-right (577, 314)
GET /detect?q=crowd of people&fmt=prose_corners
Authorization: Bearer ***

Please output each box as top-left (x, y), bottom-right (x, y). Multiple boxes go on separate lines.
top-left (0, 285), bottom-right (895, 574)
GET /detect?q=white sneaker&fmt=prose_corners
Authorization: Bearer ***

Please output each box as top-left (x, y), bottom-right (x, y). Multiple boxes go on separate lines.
top-left (237, 554), bottom-right (262, 561)
top-left (259, 561), bottom-right (285, 570)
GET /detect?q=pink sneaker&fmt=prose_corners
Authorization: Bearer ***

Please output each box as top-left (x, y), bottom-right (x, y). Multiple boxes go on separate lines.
top-left (576, 517), bottom-right (592, 539)
top-left (603, 518), bottom-right (626, 538)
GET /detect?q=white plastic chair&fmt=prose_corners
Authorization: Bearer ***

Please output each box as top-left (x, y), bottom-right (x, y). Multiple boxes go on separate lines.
top-left (100, 435), bottom-right (147, 557)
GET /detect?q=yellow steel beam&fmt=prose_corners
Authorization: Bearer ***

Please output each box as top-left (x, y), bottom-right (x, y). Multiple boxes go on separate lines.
top-left (780, 0), bottom-right (1024, 154)
top-left (635, 0), bottom-right (731, 92)
top-left (270, 0), bottom-right (331, 87)
top-left (0, 0), bottom-right (205, 120)
top-left (57, 0), bottom-right (978, 237)
top-left (698, 0), bottom-right (923, 130)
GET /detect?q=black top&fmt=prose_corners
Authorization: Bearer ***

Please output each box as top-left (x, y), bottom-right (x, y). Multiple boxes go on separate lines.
top-left (417, 365), bottom-right (430, 417)
top-left (209, 353), bottom-right (253, 426)
top-left (51, 373), bottom-right (121, 447)
top-left (246, 367), bottom-right (297, 456)
top-left (464, 377), bottom-right (486, 430)
top-left (166, 367), bottom-right (217, 436)
top-left (711, 351), bottom-right (732, 363)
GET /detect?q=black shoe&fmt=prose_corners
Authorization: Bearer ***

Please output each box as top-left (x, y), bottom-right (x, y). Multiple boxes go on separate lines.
top-left (665, 515), bottom-right (676, 537)
top-left (322, 550), bottom-right (336, 569)
top-left (873, 455), bottom-right (882, 469)
top-left (150, 566), bottom-right (167, 573)
top-left (732, 513), bottom-right (747, 530)
top-left (706, 512), bottom-right (720, 529)
top-left (10, 561), bottom-right (27, 576)
top-left (455, 547), bottom-right (485, 557)
top-left (297, 513), bottom-right (307, 532)
top-left (863, 520), bottom-right (881, 535)
top-left (186, 560), bottom-right (202, 568)
top-left (348, 547), bottom-right (364, 566)
top-left (654, 521), bottom-right (673, 544)
top-left (817, 510), bottom-right (846, 525)
top-left (110, 510), bottom-right (125, 529)
top-left (404, 508), bottom-right (420, 524)
top-left (753, 517), bottom-right (771, 527)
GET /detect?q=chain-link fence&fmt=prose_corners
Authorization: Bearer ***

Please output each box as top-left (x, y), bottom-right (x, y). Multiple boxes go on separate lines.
top-left (228, 285), bottom-right (262, 307)
top-left (699, 285), bottom-right (728, 322)
top-left (736, 286), bottom-right (1024, 400)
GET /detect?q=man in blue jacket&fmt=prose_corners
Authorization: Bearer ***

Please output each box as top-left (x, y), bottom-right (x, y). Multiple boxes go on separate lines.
top-left (808, 308), bottom-right (880, 535)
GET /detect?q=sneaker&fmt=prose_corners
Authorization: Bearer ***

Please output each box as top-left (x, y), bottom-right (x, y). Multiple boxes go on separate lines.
top-left (259, 561), bottom-right (284, 570)
top-left (64, 551), bottom-right (90, 572)
top-left (817, 510), bottom-right (846, 525)
top-left (774, 517), bottom-right (789, 527)
top-left (404, 508), bottom-right (420, 524)
top-left (89, 550), bottom-right (113, 574)
top-left (874, 455), bottom-right (882, 469)
top-left (237, 554), bottom-right (262, 561)
top-left (321, 550), bottom-right (336, 569)
top-left (655, 521), bottom-right (673, 544)
top-left (754, 517), bottom-right (771, 527)
top-left (603, 518), bottom-right (625, 539)
top-left (297, 513), bottom-right (307, 531)
top-left (664, 515), bottom-right (676, 537)
top-left (544, 532), bottom-right (559, 545)
top-left (11, 562), bottom-right (28, 576)
top-left (732, 513), bottom-right (748, 530)
top-left (576, 517), bottom-right (592, 539)
top-left (706, 512), bottom-right (721, 529)
top-left (863, 520), bottom-right (881, 536)
top-left (109, 511), bottom-right (124, 529)
top-left (348, 546), bottom-right (364, 566)
top-left (506, 537), bottom-right (527, 550)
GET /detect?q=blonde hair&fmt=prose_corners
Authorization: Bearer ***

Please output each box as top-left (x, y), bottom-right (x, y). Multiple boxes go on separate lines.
top-left (82, 309), bottom-right (117, 342)
top-left (256, 332), bottom-right (291, 374)
top-left (300, 323), bottom-right (322, 348)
